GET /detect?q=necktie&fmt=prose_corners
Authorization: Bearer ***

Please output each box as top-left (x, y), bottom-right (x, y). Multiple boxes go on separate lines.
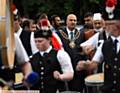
top-left (43, 52), bottom-right (48, 57)
top-left (70, 32), bottom-right (74, 40)
top-left (114, 39), bottom-right (118, 53)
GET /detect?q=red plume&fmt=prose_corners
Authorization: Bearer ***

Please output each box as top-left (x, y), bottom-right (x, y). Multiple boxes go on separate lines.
top-left (106, 0), bottom-right (117, 7)
top-left (11, 4), bottom-right (18, 15)
top-left (40, 19), bottom-right (50, 30)
top-left (40, 19), bottom-right (48, 27)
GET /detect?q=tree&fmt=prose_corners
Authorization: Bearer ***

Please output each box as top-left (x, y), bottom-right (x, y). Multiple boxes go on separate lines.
top-left (14, 0), bottom-right (75, 19)
top-left (14, 0), bottom-right (117, 22)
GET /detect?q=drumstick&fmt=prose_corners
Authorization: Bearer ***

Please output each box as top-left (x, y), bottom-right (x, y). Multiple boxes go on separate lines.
top-left (0, 78), bottom-right (13, 89)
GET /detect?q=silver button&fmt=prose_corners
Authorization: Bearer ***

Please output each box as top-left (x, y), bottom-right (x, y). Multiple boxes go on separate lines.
top-left (118, 68), bottom-right (120, 71)
top-left (41, 67), bottom-right (44, 70)
top-left (113, 81), bottom-right (117, 84)
top-left (114, 58), bottom-right (118, 61)
top-left (113, 73), bottom-right (117, 76)
top-left (40, 76), bottom-right (43, 80)
top-left (114, 65), bottom-right (117, 69)
top-left (41, 72), bottom-right (44, 75)
top-left (112, 88), bottom-right (116, 91)
top-left (39, 61), bottom-right (42, 64)
top-left (41, 85), bottom-right (44, 89)
top-left (41, 82), bottom-right (44, 85)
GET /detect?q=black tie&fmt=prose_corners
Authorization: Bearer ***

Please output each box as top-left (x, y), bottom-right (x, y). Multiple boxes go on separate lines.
top-left (43, 52), bottom-right (48, 57)
top-left (114, 39), bottom-right (118, 53)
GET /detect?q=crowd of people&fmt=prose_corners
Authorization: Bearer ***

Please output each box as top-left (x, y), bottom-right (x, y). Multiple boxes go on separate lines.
top-left (0, 4), bottom-right (120, 93)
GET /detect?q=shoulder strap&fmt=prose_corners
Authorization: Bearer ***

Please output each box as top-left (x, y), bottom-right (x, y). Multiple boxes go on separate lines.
top-left (98, 31), bottom-right (107, 40)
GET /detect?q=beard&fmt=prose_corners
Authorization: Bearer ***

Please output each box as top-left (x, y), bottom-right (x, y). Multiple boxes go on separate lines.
top-left (94, 28), bottom-right (104, 32)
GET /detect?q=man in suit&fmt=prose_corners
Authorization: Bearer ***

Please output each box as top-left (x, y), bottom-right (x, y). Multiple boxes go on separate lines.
top-left (57, 14), bottom-right (87, 92)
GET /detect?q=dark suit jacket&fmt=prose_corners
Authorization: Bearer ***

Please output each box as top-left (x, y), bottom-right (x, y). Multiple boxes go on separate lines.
top-left (57, 28), bottom-right (87, 92)
top-left (20, 30), bottom-right (32, 57)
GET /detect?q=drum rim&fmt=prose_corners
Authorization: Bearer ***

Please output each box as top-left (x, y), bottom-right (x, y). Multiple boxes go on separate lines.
top-left (85, 73), bottom-right (104, 83)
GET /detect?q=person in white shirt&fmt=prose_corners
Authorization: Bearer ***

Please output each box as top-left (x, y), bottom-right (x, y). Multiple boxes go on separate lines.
top-left (13, 14), bottom-right (33, 78)
top-left (14, 16), bottom-right (38, 57)
top-left (80, 13), bottom-right (106, 53)
top-left (78, 20), bottom-right (120, 93)
top-left (29, 29), bottom-right (74, 93)
top-left (14, 33), bottom-right (32, 81)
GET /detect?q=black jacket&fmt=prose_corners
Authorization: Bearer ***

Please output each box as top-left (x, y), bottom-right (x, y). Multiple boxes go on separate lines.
top-left (102, 38), bottom-right (120, 93)
top-left (30, 49), bottom-right (63, 93)
top-left (57, 28), bottom-right (87, 92)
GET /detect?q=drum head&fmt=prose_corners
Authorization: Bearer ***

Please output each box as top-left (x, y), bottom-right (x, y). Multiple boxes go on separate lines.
top-left (0, 0), bottom-right (15, 68)
top-left (85, 73), bottom-right (104, 84)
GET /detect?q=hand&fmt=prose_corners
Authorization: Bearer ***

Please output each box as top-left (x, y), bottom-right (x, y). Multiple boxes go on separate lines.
top-left (53, 71), bottom-right (62, 80)
top-left (76, 60), bottom-right (87, 71)
top-left (22, 77), bottom-right (31, 89)
top-left (83, 45), bottom-right (95, 55)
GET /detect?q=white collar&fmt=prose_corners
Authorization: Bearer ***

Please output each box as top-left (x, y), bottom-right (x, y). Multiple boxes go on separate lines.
top-left (111, 36), bottom-right (120, 43)
top-left (105, 31), bottom-right (110, 39)
top-left (40, 45), bottom-right (52, 56)
top-left (66, 27), bottom-right (75, 40)
top-left (16, 27), bottom-right (23, 37)
top-left (66, 27), bottom-right (75, 35)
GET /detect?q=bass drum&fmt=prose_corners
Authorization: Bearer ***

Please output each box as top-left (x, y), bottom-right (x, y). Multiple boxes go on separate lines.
top-left (0, 0), bottom-right (15, 69)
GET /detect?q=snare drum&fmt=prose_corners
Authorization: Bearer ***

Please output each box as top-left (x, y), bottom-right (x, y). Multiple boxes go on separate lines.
top-left (0, 0), bottom-right (15, 68)
top-left (85, 73), bottom-right (104, 86)
top-left (85, 73), bottom-right (104, 93)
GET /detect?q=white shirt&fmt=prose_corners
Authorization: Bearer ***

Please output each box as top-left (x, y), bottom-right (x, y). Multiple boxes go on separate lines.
top-left (40, 46), bottom-right (74, 73)
top-left (16, 27), bottom-right (22, 37)
top-left (81, 31), bottom-right (109, 48)
top-left (15, 33), bottom-right (29, 65)
top-left (66, 27), bottom-right (75, 40)
top-left (31, 32), bottom-right (39, 54)
top-left (92, 42), bottom-right (104, 63)
top-left (111, 36), bottom-right (120, 53)
top-left (81, 33), bottom-right (100, 47)
top-left (92, 35), bottom-right (120, 63)
top-left (16, 27), bottom-right (39, 56)
top-left (40, 46), bottom-right (53, 56)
